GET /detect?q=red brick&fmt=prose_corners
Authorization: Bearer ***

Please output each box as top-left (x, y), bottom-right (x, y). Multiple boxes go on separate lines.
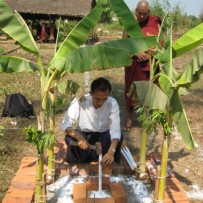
top-left (112, 163), bottom-right (125, 175)
top-left (89, 162), bottom-right (98, 175)
top-left (164, 192), bottom-right (189, 202)
top-left (89, 162), bottom-right (113, 175)
top-left (18, 162), bottom-right (36, 170)
top-left (5, 188), bottom-right (34, 199)
top-left (86, 177), bottom-right (110, 191)
top-left (163, 177), bottom-right (189, 202)
top-left (103, 164), bottom-right (113, 175)
top-left (2, 196), bottom-right (33, 203)
top-left (16, 166), bottom-right (36, 176)
top-left (78, 163), bottom-right (90, 176)
top-left (166, 178), bottom-right (184, 193)
top-left (11, 175), bottom-right (35, 190)
top-left (21, 157), bottom-right (37, 163)
top-left (73, 183), bottom-right (87, 203)
top-left (110, 183), bottom-right (126, 203)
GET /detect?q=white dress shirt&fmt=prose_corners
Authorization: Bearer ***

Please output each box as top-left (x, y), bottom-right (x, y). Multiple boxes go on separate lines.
top-left (61, 94), bottom-right (121, 140)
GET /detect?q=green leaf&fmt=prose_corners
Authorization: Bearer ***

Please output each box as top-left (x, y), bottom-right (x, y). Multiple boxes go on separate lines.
top-left (0, 56), bottom-right (37, 72)
top-left (159, 74), bottom-right (194, 150)
top-left (50, 4), bottom-right (103, 69)
top-left (176, 48), bottom-right (203, 87)
top-left (55, 18), bottom-right (65, 53)
top-left (102, 36), bottom-right (157, 55)
top-left (108, 0), bottom-right (143, 37)
top-left (130, 81), bottom-right (168, 111)
top-left (155, 23), bottom-right (174, 80)
top-left (159, 74), bottom-right (174, 100)
top-left (171, 90), bottom-right (194, 150)
top-left (54, 45), bottom-right (131, 73)
top-left (51, 36), bottom-right (156, 73)
top-left (0, 0), bottom-right (39, 55)
top-left (172, 23), bottom-right (203, 58)
top-left (56, 80), bottom-right (84, 100)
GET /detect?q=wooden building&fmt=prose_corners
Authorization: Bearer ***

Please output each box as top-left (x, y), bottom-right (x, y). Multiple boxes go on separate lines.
top-left (6, 0), bottom-right (96, 20)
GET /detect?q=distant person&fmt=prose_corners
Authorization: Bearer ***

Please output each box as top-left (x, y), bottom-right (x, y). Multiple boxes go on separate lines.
top-left (49, 20), bottom-right (55, 43)
top-left (61, 77), bottom-right (123, 175)
top-left (40, 22), bottom-right (46, 43)
top-left (123, 0), bottom-right (161, 131)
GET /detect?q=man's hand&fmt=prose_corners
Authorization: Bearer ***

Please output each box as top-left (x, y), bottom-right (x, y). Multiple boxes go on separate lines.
top-left (100, 138), bottom-right (119, 166)
top-left (136, 52), bottom-right (148, 62)
top-left (65, 127), bottom-right (89, 150)
top-left (101, 151), bottom-right (114, 166)
top-left (77, 138), bottom-right (89, 150)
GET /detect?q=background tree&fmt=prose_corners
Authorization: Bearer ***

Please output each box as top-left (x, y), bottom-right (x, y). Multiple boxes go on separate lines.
top-left (150, 0), bottom-right (202, 34)
top-left (97, 0), bottom-right (113, 23)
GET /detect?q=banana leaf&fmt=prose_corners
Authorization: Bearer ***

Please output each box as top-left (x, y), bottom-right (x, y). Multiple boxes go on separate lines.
top-left (108, 0), bottom-right (143, 37)
top-left (176, 48), bottom-right (203, 87)
top-left (130, 81), bottom-right (168, 111)
top-left (171, 90), bottom-right (194, 150)
top-left (172, 23), bottom-right (203, 58)
top-left (56, 80), bottom-right (84, 100)
top-left (50, 4), bottom-right (103, 69)
top-left (102, 36), bottom-right (157, 53)
top-left (158, 74), bottom-right (174, 100)
top-left (155, 23), bottom-right (174, 80)
top-left (0, 56), bottom-right (37, 72)
top-left (53, 45), bottom-right (131, 73)
top-left (0, 0), bottom-right (39, 55)
top-left (51, 36), bottom-right (157, 73)
top-left (55, 18), bottom-right (65, 53)
top-left (159, 74), bottom-right (194, 150)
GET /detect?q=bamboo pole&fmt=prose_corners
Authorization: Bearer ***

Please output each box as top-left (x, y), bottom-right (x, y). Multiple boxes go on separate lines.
top-left (157, 135), bottom-right (169, 201)
top-left (137, 129), bottom-right (148, 179)
top-left (47, 92), bottom-right (56, 184)
top-left (35, 154), bottom-right (45, 203)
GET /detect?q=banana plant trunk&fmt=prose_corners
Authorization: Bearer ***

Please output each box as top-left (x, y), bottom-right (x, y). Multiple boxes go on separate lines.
top-left (35, 154), bottom-right (45, 203)
top-left (157, 134), bottom-right (169, 201)
top-left (137, 129), bottom-right (148, 179)
top-left (47, 92), bottom-right (56, 184)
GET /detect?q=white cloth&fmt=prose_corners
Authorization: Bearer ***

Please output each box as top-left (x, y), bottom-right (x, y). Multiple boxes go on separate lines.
top-left (61, 94), bottom-right (121, 140)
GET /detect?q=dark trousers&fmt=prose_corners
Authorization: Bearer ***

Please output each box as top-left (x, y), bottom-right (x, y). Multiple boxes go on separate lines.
top-left (64, 130), bottom-right (123, 164)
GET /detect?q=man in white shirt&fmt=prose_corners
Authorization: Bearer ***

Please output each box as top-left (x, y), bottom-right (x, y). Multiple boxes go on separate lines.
top-left (61, 77), bottom-right (123, 173)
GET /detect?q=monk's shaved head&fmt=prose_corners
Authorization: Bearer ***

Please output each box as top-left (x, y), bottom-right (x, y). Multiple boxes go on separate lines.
top-left (136, 0), bottom-right (150, 11)
top-left (135, 0), bottom-right (150, 22)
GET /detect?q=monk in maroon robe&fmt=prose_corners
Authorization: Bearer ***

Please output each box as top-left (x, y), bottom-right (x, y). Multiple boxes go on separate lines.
top-left (123, 0), bottom-right (161, 131)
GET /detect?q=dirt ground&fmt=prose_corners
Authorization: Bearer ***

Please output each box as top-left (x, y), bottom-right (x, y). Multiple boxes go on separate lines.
top-left (0, 36), bottom-right (203, 202)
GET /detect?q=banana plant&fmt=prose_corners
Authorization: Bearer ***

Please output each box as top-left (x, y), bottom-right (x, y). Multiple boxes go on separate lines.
top-left (130, 13), bottom-right (203, 201)
top-left (23, 125), bottom-right (54, 203)
top-left (0, 0), bottom-right (158, 201)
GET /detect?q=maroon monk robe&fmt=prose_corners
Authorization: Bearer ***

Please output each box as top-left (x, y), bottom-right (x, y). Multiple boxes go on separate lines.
top-left (125, 16), bottom-right (161, 111)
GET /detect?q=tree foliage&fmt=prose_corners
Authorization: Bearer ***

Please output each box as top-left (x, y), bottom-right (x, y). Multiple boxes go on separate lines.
top-left (150, 0), bottom-right (202, 33)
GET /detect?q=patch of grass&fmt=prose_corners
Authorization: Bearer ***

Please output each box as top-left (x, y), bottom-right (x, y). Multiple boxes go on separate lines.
top-left (0, 128), bottom-right (37, 201)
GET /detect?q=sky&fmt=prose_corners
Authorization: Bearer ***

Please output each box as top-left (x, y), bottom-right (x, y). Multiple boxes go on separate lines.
top-left (124, 0), bottom-right (203, 17)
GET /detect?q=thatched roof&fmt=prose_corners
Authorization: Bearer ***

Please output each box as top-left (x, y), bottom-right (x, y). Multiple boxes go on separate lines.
top-left (6, 0), bottom-right (95, 18)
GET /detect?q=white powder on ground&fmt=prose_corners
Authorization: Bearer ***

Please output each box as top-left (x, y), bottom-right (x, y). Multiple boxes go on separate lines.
top-left (47, 175), bottom-right (153, 203)
top-left (186, 184), bottom-right (203, 200)
top-left (88, 190), bottom-right (112, 198)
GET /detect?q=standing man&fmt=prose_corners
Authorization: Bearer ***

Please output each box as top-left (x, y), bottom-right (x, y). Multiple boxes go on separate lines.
top-left (61, 77), bottom-right (123, 175)
top-left (123, 0), bottom-right (161, 131)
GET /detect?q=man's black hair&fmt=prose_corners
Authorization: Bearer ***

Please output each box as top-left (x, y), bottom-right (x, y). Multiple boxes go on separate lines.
top-left (91, 77), bottom-right (111, 93)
